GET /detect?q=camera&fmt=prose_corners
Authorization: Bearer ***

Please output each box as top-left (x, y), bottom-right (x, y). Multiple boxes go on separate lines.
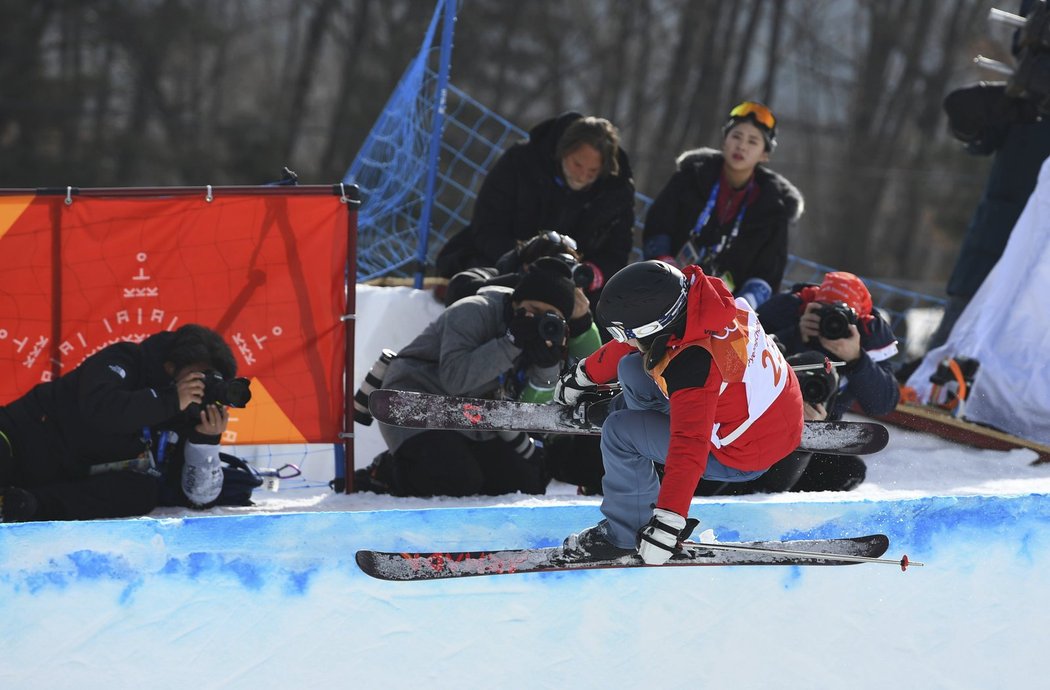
top-left (552, 252), bottom-right (594, 290)
top-left (788, 352), bottom-right (839, 407)
top-left (1008, 2), bottom-right (1050, 111)
top-left (201, 370), bottom-right (252, 408)
top-left (536, 311), bottom-right (567, 343)
top-left (570, 261), bottom-right (595, 290)
top-left (817, 302), bottom-right (858, 340)
top-left (183, 370), bottom-right (251, 424)
top-left (960, 4), bottom-right (1050, 126)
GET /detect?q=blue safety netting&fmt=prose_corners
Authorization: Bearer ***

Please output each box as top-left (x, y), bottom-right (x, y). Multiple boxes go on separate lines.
top-left (343, 0), bottom-right (945, 354)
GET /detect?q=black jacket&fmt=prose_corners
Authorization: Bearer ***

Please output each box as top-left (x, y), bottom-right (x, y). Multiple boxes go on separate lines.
top-left (0, 331), bottom-right (214, 487)
top-left (643, 148), bottom-right (803, 291)
top-left (756, 290), bottom-right (900, 419)
top-left (437, 112), bottom-right (636, 289)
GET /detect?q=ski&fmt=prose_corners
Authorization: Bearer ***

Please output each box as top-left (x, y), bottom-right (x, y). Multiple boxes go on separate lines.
top-left (368, 389), bottom-right (890, 455)
top-left (356, 534), bottom-right (910, 581)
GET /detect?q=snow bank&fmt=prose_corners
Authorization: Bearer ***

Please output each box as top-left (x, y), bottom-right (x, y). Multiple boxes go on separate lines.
top-left (2, 495), bottom-right (1048, 689)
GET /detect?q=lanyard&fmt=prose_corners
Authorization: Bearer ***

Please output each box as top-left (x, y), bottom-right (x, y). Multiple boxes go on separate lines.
top-left (682, 179), bottom-right (754, 269)
top-left (143, 427), bottom-right (171, 465)
top-left (688, 180), bottom-right (722, 240)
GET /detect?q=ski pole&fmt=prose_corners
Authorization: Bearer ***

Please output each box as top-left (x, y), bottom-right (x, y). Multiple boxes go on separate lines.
top-left (684, 540), bottom-right (922, 571)
top-left (791, 360), bottom-right (845, 373)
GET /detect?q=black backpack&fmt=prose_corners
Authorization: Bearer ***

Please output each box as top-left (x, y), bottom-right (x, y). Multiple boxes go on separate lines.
top-left (215, 453), bottom-right (265, 506)
top-left (159, 447), bottom-right (264, 508)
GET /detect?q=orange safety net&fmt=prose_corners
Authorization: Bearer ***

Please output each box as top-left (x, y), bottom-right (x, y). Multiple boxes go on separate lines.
top-left (0, 192), bottom-right (349, 444)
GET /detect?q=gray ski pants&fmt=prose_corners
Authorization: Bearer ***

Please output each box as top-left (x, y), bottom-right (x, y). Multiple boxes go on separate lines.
top-left (599, 352), bottom-right (765, 548)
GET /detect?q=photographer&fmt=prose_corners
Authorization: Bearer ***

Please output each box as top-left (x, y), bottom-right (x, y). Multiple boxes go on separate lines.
top-left (364, 264), bottom-right (582, 497)
top-left (0, 324), bottom-right (241, 522)
top-left (444, 230), bottom-right (599, 323)
top-left (748, 271), bottom-right (899, 492)
top-left (440, 244), bottom-right (605, 494)
top-left (924, 0), bottom-right (1050, 352)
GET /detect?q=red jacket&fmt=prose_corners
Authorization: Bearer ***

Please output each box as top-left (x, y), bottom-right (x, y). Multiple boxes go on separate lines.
top-left (585, 267), bottom-right (803, 516)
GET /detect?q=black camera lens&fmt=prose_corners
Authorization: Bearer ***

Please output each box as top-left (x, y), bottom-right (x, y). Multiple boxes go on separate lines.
top-left (799, 371), bottom-right (835, 405)
top-left (788, 352), bottom-right (839, 406)
top-left (817, 303), bottom-right (858, 340)
top-left (536, 312), bottom-right (566, 343)
top-left (571, 262), bottom-right (594, 289)
top-left (217, 377), bottom-right (253, 407)
top-left (202, 370), bottom-right (253, 408)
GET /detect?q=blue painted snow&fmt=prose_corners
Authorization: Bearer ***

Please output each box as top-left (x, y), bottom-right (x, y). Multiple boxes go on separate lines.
top-left (0, 495), bottom-right (1047, 596)
top-left (1, 496), bottom-right (1048, 689)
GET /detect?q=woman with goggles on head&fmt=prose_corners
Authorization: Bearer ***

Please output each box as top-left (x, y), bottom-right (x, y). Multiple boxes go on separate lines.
top-left (552, 259), bottom-right (805, 565)
top-left (642, 101), bottom-right (804, 311)
top-left (436, 112), bottom-right (636, 308)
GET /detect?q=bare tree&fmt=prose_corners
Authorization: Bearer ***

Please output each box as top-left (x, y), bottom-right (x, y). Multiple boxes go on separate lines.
top-left (0, 0), bottom-right (1005, 288)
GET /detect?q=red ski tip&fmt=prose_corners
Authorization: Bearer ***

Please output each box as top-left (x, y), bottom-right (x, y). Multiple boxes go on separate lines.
top-left (900, 555), bottom-right (909, 572)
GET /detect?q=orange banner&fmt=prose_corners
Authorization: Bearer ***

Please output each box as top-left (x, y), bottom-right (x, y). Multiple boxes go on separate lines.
top-left (0, 192), bottom-right (349, 444)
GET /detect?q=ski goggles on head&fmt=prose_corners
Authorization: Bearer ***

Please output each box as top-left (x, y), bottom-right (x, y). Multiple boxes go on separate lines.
top-left (538, 230), bottom-right (578, 252)
top-left (605, 282), bottom-right (689, 343)
top-left (728, 101), bottom-right (777, 131)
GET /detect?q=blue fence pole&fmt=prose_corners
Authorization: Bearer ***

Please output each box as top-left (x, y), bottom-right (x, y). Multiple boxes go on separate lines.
top-left (414, 0), bottom-right (457, 289)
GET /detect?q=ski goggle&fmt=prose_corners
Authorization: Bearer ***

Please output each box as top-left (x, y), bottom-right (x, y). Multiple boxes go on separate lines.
top-left (538, 230), bottom-right (578, 252)
top-left (728, 101), bottom-right (776, 131)
top-left (605, 280), bottom-right (689, 343)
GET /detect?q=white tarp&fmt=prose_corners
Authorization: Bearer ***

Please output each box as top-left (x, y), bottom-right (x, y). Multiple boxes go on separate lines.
top-left (907, 157), bottom-right (1050, 445)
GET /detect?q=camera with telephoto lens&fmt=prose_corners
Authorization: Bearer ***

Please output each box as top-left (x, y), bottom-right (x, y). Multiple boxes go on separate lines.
top-left (788, 352), bottom-right (839, 407)
top-left (536, 311), bottom-right (567, 343)
top-left (817, 302), bottom-right (858, 340)
top-left (184, 370), bottom-right (251, 423)
top-left (552, 252), bottom-right (594, 289)
top-left (200, 370), bottom-right (252, 407)
top-left (571, 261), bottom-right (595, 289)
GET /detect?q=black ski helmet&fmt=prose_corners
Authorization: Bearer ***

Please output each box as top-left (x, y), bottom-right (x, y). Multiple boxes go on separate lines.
top-left (596, 260), bottom-right (689, 342)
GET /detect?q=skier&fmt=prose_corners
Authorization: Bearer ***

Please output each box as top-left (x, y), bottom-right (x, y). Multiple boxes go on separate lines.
top-left (553, 260), bottom-right (804, 564)
top-left (642, 101), bottom-right (803, 309)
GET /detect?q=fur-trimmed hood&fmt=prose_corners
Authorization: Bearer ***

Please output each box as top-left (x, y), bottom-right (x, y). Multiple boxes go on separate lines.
top-left (674, 147), bottom-right (804, 223)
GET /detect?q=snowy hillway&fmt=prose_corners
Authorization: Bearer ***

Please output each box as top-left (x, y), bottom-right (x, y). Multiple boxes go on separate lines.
top-left (1, 284), bottom-right (1049, 690)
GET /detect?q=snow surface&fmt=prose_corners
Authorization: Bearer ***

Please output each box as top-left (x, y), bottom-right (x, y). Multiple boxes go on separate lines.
top-left (1, 284), bottom-right (1049, 689)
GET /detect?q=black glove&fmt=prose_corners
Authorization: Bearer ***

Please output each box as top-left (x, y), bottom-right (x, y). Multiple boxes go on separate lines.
top-left (943, 82), bottom-right (1038, 150)
top-left (507, 311), bottom-right (565, 368)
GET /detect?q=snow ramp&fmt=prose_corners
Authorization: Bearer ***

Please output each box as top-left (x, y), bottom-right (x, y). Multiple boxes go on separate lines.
top-left (1, 496), bottom-right (1047, 689)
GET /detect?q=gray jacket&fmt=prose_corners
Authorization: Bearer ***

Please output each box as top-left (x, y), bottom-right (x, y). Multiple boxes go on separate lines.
top-left (378, 287), bottom-right (561, 451)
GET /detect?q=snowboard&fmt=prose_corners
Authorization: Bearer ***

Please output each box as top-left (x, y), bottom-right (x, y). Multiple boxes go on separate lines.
top-left (355, 534), bottom-right (912, 581)
top-left (368, 389), bottom-right (890, 455)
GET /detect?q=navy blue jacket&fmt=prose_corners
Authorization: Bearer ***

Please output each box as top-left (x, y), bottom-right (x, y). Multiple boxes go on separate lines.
top-left (946, 117), bottom-right (1050, 298)
top-left (757, 290), bottom-right (900, 419)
